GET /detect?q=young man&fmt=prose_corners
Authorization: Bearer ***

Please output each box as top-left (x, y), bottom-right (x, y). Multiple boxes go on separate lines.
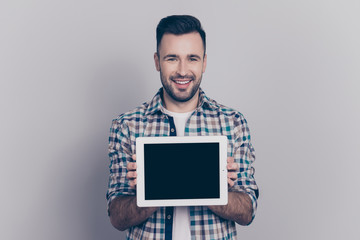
top-left (107, 15), bottom-right (258, 239)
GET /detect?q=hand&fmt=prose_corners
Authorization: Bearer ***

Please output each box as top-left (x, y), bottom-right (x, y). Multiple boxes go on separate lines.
top-left (126, 154), bottom-right (137, 188)
top-left (227, 157), bottom-right (239, 188)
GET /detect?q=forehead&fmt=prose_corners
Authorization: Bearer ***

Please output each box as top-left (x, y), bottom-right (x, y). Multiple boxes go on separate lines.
top-left (158, 32), bottom-right (204, 56)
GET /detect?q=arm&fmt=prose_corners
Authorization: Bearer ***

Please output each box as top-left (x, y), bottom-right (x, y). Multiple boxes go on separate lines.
top-left (208, 156), bottom-right (254, 225)
top-left (108, 154), bottom-right (158, 231)
top-left (209, 113), bottom-right (258, 225)
top-left (109, 196), bottom-right (158, 231)
top-left (208, 192), bottom-right (253, 226)
top-left (107, 120), bottom-right (157, 231)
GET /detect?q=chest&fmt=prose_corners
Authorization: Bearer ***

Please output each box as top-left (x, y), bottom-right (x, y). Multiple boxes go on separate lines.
top-left (129, 111), bottom-right (237, 157)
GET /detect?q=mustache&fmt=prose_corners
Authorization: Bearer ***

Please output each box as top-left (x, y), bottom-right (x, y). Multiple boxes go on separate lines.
top-left (170, 74), bottom-right (195, 81)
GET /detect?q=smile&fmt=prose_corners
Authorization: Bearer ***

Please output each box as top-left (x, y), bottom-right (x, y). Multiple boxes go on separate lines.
top-left (174, 80), bottom-right (191, 85)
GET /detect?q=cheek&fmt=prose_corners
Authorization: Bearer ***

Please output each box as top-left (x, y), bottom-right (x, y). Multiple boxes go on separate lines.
top-left (161, 64), bottom-right (177, 75)
top-left (193, 66), bottom-right (204, 76)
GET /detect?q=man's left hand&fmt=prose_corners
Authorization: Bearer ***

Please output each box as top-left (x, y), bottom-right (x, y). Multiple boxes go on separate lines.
top-left (227, 157), bottom-right (239, 188)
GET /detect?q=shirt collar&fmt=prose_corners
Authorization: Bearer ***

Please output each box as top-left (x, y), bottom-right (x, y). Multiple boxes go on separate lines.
top-left (145, 88), bottom-right (215, 116)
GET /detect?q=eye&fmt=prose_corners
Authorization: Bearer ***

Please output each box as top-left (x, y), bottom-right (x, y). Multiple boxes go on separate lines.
top-left (189, 57), bottom-right (200, 62)
top-left (166, 58), bottom-right (177, 62)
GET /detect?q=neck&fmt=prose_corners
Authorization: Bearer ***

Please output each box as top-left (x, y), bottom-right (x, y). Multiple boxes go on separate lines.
top-left (162, 89), bottom-right (199, 113)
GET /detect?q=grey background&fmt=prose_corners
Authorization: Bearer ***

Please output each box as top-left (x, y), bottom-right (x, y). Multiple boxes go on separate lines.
top-left (1, 0), bottom-right (359, 239)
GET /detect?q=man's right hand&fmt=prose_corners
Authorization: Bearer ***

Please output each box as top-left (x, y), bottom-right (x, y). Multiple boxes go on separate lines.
top-left (127, 154), bottom-right (137, 188)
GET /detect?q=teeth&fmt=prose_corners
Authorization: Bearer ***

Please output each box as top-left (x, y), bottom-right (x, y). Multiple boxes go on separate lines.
top-left (175, 80), bottom-right (190, 85)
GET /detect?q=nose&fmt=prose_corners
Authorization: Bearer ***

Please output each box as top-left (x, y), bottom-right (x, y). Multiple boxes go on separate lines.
top-left (176, 60), bottom-right (188, 76)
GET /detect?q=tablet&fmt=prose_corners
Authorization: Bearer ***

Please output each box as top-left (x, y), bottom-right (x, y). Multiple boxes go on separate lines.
top-left (136, 136), bottom-right (228, 207)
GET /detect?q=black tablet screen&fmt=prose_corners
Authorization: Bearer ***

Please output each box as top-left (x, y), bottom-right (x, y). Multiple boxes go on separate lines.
top-left (144, 142), bottom-right (220, 200)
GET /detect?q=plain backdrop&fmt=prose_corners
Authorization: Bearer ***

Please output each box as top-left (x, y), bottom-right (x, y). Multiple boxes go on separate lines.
top-left (1, 0), bottom-right (359, 239)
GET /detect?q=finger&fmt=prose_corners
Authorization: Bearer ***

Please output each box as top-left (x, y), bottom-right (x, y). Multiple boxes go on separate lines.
top-left (227, 157), bottom-right (234, 163)
top-left (227, 162), bottom-right (240, 171)
top-left (126, 171), bottom-right (137, 179)
top-left (129, 179), bottom-right (137, 189)
top-left (127, 162), bottom-right (137, 171)
top-left (132, 154), bottom-right (136, 161)
top-left (227, 172), bottom-right (237, 180)
top-left (227, 178), bottom-right (234, 188)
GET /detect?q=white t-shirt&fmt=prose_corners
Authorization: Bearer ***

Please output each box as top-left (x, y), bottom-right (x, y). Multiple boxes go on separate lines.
top-left (162, 107), bottom-right (193, 240)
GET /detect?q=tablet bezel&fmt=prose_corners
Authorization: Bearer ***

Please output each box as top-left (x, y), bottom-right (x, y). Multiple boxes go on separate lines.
top-left (136, 136), bottom-right (228, 207)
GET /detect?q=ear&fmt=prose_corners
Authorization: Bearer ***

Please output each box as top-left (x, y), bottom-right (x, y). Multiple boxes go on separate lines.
top-left (154, 52), bottom-right (160, 72)
top-left (202, 53), bottom-right (207, 73)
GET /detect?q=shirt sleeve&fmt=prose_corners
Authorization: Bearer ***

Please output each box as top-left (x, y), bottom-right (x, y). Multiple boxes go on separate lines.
top-left (230, 113), bottom-right (259, 221)
top-left (106, 118), bottom-right (136, 209)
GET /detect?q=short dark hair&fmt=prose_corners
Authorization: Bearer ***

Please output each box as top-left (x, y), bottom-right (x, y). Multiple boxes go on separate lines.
top-left (156, 15), bottom-right (206, 54)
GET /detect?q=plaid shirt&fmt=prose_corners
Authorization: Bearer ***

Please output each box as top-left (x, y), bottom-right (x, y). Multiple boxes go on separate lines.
top-left (107, 88), bottom-right (258, 240)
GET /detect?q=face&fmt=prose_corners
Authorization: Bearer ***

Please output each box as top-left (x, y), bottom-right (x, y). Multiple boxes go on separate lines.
top-left (154, 32), bottom-right (207, 103)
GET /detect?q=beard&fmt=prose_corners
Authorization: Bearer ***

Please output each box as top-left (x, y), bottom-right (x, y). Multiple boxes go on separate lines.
top-left (160, 71), bottom-right (202, 103)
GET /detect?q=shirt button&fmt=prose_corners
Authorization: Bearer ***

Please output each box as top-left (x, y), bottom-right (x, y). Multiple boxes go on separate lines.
top-left (167, 215), bottom-right (172, 220)
top-left (171, 128), bottom-right (175, 133)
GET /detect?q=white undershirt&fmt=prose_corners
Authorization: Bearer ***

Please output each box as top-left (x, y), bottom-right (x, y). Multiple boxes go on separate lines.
top-left (162, 107), bottom-right (193, 240)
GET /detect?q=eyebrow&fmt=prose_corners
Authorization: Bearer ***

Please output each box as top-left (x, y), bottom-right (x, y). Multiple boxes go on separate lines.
top-left (188, 54), bottom-right (201, 60)
top-left (163, 54), bottom-right (202, 60)
top-left (163, 54), bottom-right (178, 60)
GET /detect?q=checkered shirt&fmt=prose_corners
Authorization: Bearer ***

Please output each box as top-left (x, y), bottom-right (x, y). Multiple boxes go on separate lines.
top-left (107, 88), bottom-right (258, 240)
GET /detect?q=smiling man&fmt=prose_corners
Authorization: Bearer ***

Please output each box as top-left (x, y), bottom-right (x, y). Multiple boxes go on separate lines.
top-left (107, 15), bottom-right (259, 239)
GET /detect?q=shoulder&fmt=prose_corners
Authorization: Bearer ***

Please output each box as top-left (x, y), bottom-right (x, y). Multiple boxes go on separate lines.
top-left (112, 89), bottom-right (163, 126)
top-left (205, 96), bottom-right (248, 125)
top-left (111, 101), bottom-right (150, 128)
top-left (206, 97), bottom-right (253, 143)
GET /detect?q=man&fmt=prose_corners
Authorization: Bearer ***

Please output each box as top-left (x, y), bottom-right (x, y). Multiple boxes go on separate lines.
top-left (107, 15), bottom-right (258, 239)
